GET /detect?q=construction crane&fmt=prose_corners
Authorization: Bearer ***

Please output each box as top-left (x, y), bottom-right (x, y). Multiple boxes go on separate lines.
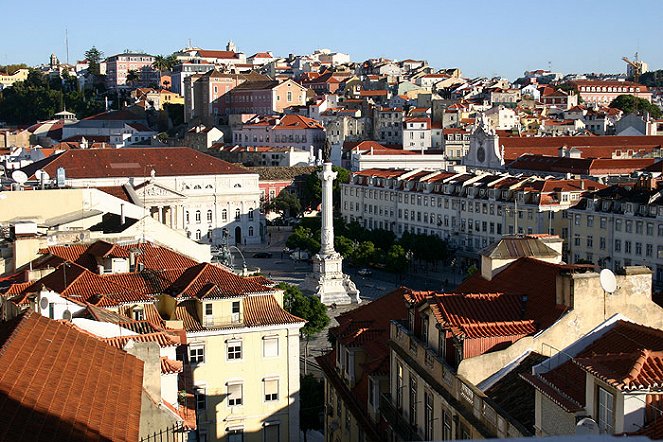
top-left (622, 52), bottom-right (643, 83)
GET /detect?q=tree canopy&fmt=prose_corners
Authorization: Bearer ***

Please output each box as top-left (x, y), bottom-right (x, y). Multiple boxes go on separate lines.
top-left (301, 165), bottom-right (351, 210)
top-left (609, 94), bottom-right (661, 119)
top-left (300, 373), bottom-right (324, 440)
top-left (266, 190), bottom-right (301, 218)
top-left (152, 54), bottom-right (178, 72)
top-left (84, 46), bottom-right (104, 76)
top-left (640, 70), bottom-right (663, 88)
top-left (279, 283), bottom-right (329, 338)
top-left (0, 64), bottom-right (28, 75)
top-left (0, 69), bottom-right (104, 125)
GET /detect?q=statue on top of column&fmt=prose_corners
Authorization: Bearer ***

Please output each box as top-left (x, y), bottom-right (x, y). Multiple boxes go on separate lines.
top-left (322, 138), bottom-right (332, 163)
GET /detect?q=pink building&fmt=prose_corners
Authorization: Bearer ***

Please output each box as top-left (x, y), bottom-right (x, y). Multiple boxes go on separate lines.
top-left (570, 80), bottom-right (652, 106)
top-left (104, 52), bottom-right (159, 89)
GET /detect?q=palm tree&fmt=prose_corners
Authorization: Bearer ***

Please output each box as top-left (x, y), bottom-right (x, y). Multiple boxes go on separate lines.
top-left (153, 54), bottom-right (178, 72)
top-left (126, 69), bottom-right (140, 87)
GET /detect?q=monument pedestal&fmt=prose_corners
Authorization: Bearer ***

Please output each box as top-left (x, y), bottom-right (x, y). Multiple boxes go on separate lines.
top-left (302, 251), bottom-right (360, 305)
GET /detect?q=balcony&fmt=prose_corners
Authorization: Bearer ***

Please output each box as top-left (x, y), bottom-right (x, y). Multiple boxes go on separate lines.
top-left (202, 313), bottom-right (243, 329)
top-left (379, 393), bottom-right (422, 441)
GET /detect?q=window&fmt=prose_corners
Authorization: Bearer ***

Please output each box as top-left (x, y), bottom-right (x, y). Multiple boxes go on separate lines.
top-left (185, 211), bottom-right (190, 223)
top-left (222, 209), bottom-right (228, 221)
top-left (396, 362), bottom-right (403, 409)
top-left (443, 410), bottom-right (452, 440)
top-left (409, 373), bottom-right (417, 426)
top-left (615, 219), bottom-right (622, 232)
top-left (228, 429), bottom-right (243, 442)
top-left (195, 210), bottom-right (201, 223)
top-left (597, 387), bottom-right (614, 434)
top-left (189, 345), bottom-right (205, 364)
top-left (248, 226), bottom-right (254, 236)
top-left (264, 378), bottom-right (279, 401)
top-left (262, 423), bottom-right (279, 442)
top-left (195, 230), bottom-right (201, 240)
top-left (206, 210), bottom-right (213, 222)
top-left (615, 239), bottom-right (621, 252)
top-left (235, 208), bottom-right (241, 221)
top-left (425, 391), bottom-right (434, 441)
top-left (625, 241), bottom-right (632, 254)
top-left (227, 340), bottom-right (242, 360)
top-left (205, 303), bottom-right (213, 316)
top-left (263, 336), bottom-right (279, 357)
top-left (195, 387), bottom-right (206, 410)
top-left (368, 378), bottom-right (376, 407)
top-left (228, 383), bottom-right (243, 406)
top-left (248, 208), bottom-right (254, 220)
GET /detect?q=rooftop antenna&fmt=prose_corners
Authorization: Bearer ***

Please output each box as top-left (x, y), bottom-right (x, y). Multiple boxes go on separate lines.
top-left (548, 60), bottom-right (552, 71)
top-left (65, 28), bottom-right (69, 66)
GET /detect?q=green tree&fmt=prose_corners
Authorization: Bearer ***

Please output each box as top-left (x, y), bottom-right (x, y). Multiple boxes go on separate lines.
top-left (386, 244), bottom-right (408, 273)
top-left (352, 241), bottom-right (376, 266)
top-left (286, 226), bottom-right (320, 255)
top-left (640, 70), bottom-right (663, 88)
top-left (126, 69), bottom-right (140, 87)
top-left (609, 94), bottom-right (661, 119)
top-left (266, 190), bottom-right (301, 217)
top-left (300, 373), bottom-right (324, 442)
top-left (279, 283), bottom-right (329, 337)
top-left (334, 235), bottom-right (356, 258)
top-left (0, 63), bottom-right (29, 75)
top-left (84, 46), bottom-right (104, 76)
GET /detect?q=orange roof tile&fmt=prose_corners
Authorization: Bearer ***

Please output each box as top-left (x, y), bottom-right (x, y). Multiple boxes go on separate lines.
top-left (0, 311), bottom-right (143, 441)
top-left (244, 295), bottom-right (304, 327)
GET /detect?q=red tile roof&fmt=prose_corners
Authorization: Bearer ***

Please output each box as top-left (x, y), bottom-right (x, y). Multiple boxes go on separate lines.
top-left (0, 311), bottom-right (143, 441)
top-left (20, 147), bottom-right (250, 179)
top-left (272, 114), bottom-right (324, 131)
top-left (244, 295), bottom-right (304, 327)
top-left (103, 331), bottom-right (181, 349)
top-left (160, 357), bottom-right (183, 374)
top-left (197, 49), bottom-right (238, 59)
top-left (456, 257), bottom-right (573, 329)
top-left (167, 263), bottom-right (271, 299)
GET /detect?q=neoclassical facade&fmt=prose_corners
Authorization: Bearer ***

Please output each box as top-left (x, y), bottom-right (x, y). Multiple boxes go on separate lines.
top-left (19, 147), bottom-right (263, 246)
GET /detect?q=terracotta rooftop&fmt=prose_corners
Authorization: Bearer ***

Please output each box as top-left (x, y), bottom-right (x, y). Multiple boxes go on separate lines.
top-left (19, 147), bottom-right (250, 180)
top-left (0, 311), bottom-right (143, 441)
top-left (243, 295), bottom-right (304, 327)
top-left (167, 263), bottom-right (271, 299)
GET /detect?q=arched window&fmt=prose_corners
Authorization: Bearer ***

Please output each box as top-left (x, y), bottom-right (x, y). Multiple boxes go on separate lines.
top-left (207, 210), bottom-right (213, 222)
top-left (207, 228), bottom-right (212, 239)
top-left (235, 208), bottom-right (241, 221)
top-left (195, 210), bottom-right (201, 223)
top-left (185, 211), bottom-right (190, 223)
top-left (195, 230), bottom-right (201, 240)
top-left (248, 226), bottom-right (254, 236)
top-left (186, 230), bottom-right (191, 238)
top-left (248, 208), bottom-right (254, 220)
top-left (222, 209), bottom-right (228, 221)
top-left (194, 184), bottom-right (202, 190)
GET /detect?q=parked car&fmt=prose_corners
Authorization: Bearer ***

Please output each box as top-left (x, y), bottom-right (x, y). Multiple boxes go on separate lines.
top-left (253, 252), bottom-right (273, 259)
top-left (358, 268), bottom-right (372, 276)
top-left (289, 250), bottom-right (310, 261)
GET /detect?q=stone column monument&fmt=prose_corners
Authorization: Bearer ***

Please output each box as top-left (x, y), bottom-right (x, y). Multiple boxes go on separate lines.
top-left (302, 144), bottom-right (360, 305)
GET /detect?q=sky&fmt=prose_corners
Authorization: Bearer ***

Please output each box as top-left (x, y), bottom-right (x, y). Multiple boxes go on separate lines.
top-left (2, 0), bottom-right (662, 80)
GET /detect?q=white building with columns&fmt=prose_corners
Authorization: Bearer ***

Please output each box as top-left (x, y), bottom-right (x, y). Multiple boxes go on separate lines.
top-left (18, 147), bottom-right (263, 246)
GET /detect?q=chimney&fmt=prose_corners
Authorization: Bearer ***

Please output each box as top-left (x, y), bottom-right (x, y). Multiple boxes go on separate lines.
top-left (120, 203), bottom-right (126, 225)
top-left (124, 341), bottom-right (162, 404)
top-left (97, 265), bottom-right (105, 275)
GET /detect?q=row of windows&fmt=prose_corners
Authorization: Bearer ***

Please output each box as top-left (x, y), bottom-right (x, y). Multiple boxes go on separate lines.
top-left (186, 225), bottom-right (255, 240)
top-left (195, 378), bottom-right (281, 411)
top-left (185, 208), bottom-right (255, 224)
top-left (189, 336), bottom-right (279, 365)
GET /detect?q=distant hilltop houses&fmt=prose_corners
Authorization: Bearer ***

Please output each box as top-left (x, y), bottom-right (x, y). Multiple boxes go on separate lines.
top-left (4, 42), bottom-right (663, 442)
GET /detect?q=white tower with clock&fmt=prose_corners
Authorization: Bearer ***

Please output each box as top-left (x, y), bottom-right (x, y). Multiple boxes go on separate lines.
top-left (463, 113), bottom-right (505, 170)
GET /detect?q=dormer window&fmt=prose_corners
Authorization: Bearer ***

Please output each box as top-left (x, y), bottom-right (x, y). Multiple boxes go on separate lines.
top-left (132, 306), bottom-right (144, 321)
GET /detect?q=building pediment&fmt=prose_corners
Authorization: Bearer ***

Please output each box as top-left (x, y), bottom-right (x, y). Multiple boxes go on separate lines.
top-left (134, 182), bottom-right (186, 200)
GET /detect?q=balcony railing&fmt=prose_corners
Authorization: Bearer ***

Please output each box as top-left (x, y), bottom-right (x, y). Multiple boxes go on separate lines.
top-left (202, 313), bottom-right (243, 329)
top-left (379, 393), bottom-right (422, 441)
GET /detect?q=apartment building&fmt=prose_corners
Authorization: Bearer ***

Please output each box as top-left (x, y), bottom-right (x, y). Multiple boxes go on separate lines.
top-left (340, 168), bottom-right (603, 256)
top-left (382, 237), bottom-right (663, 441)
top-left (565, 176), bottom-right (663, 287)
top-left (105, 52), bottom-right (158, 89)
top-left (2, 239), bottom-right (305, 442)
top-left (373, 107), bottom-right (405, 145)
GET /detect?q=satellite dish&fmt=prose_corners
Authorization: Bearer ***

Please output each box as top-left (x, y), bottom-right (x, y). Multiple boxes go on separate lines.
top-left (35, 169), bottom-right (50, 181)
top-left (576, 417), bottom-right (599, 435)
top-left (11, 170), bottom-right (28, 185)
top-left (62, 309), bottom-right (72, 321)
top-left (600, 269), bottom-right (617, 293)
top-left (39, 296), bottom-right (50, 310)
